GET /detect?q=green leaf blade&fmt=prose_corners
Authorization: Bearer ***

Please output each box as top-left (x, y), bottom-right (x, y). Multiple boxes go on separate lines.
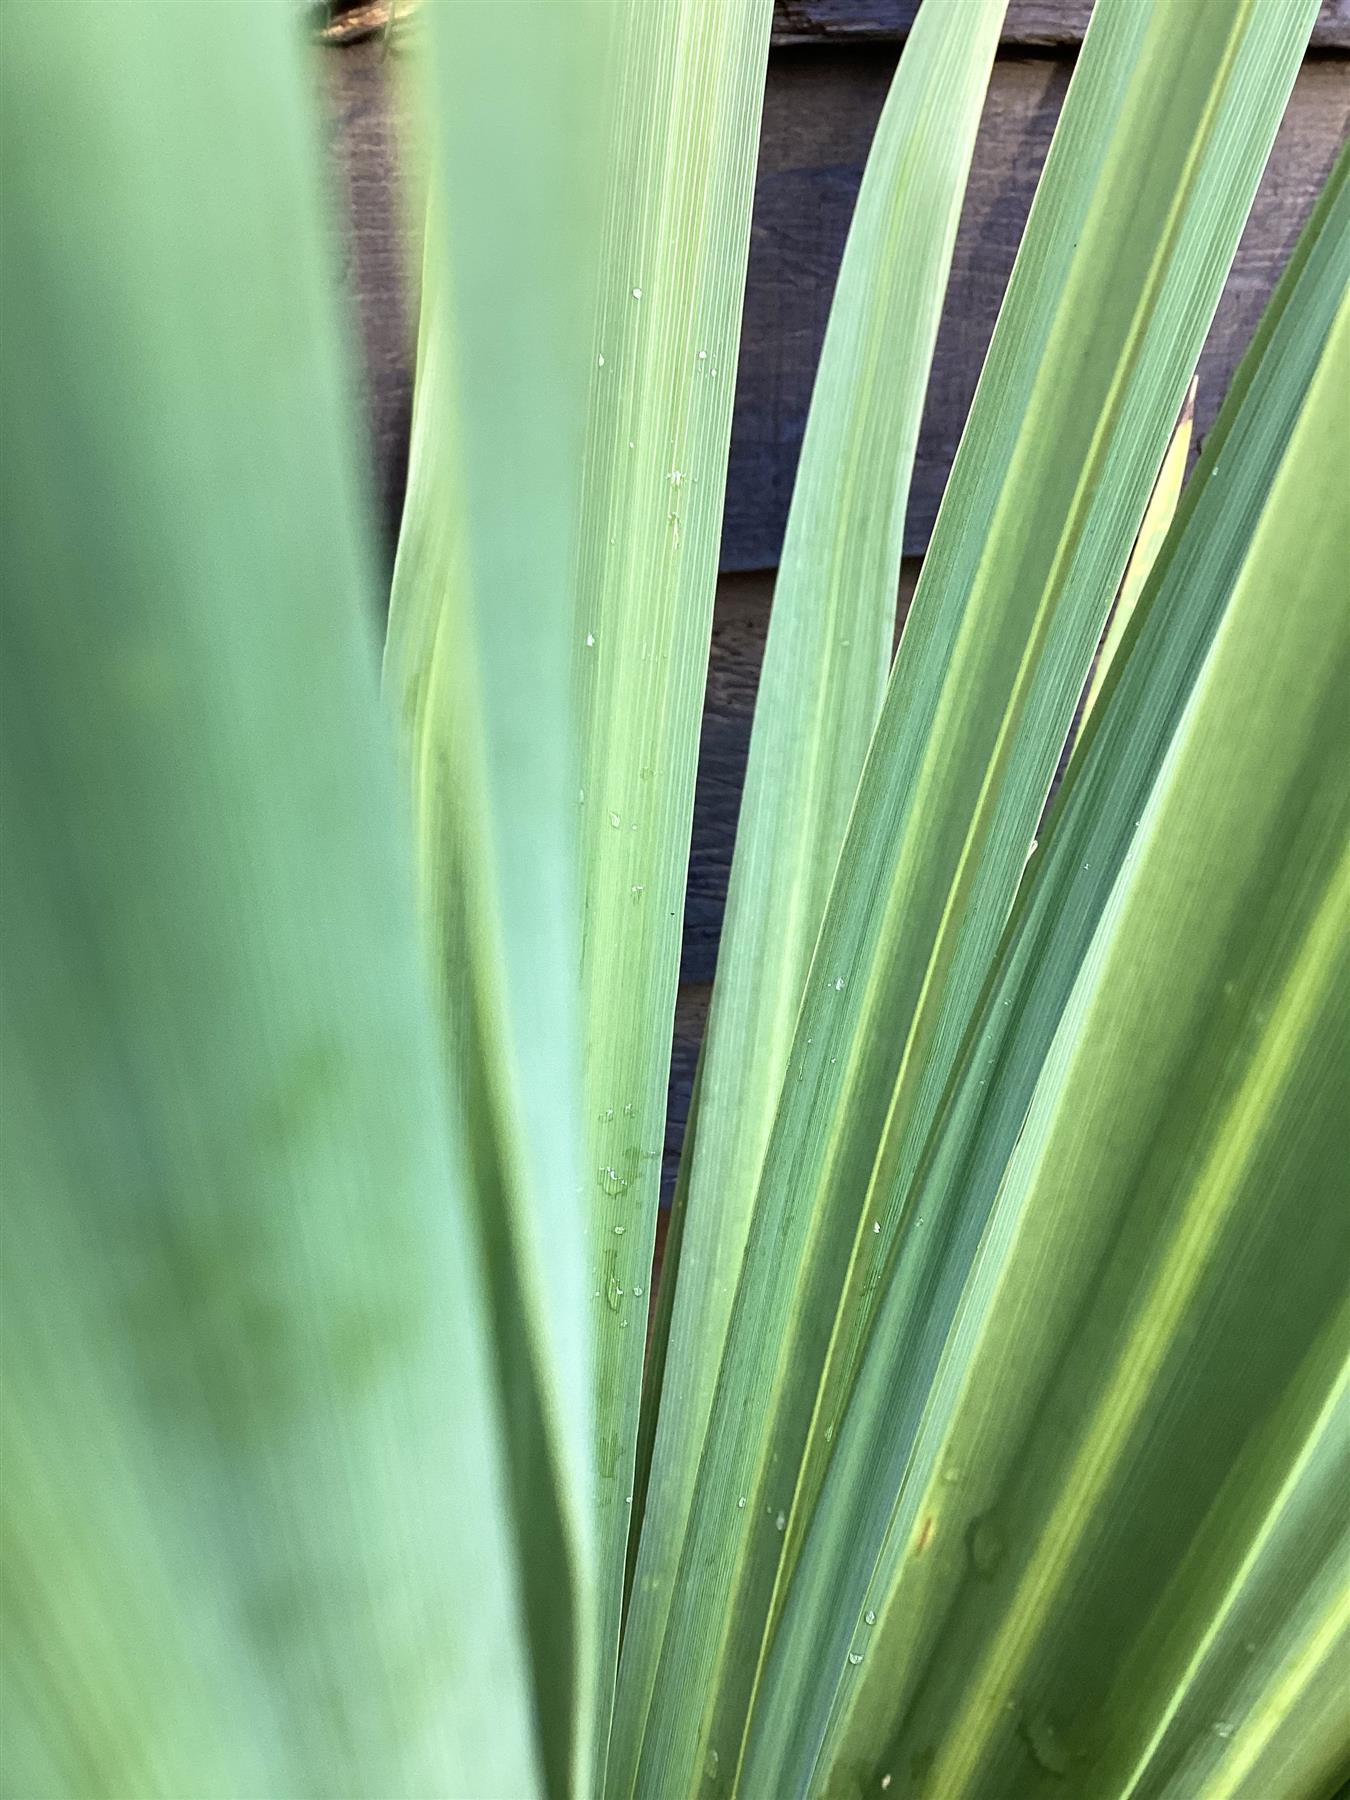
top-left (771, 292), bottom-right (1350, 1797)
top-left (613, 1), bottom-right (1006, 1784)
top-left (384, 7), bottom-right (612, 1789)
top-left (1, 6), bottom-right (539, 1794)
top-left (570, 0), bottom-right (775, 1751)
top-left (633, 2), bottom-right (1322, 1790)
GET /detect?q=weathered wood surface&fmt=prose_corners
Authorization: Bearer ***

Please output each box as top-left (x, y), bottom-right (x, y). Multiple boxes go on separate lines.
top-left (318, 1), bottom-right (1350, 55)
top-left (771, 0), bottom-right (1350, 50)
top-left (324, 44), bottom-right (1347, 567)
top-left (728, 53), bottom-right (1347, 566)
top-left (323, 39), bottom-right (414, 555)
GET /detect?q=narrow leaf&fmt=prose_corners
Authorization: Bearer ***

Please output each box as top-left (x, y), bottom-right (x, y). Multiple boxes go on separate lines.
top-left (570, 0), bottom-right (774, 1744)
top-left (613, 1), bottom-right (1006, 1781)
top-left (634, 1), bottom-right (1321, 1789)
top-left (766, 294), bottom-right (1350, 1796)
top-left (383, 8), bottom-right (608, 1792)
top-left (1079, 375), bottom-right (1196, 735)
top-left (1, 6), bottom-right (536, 1793)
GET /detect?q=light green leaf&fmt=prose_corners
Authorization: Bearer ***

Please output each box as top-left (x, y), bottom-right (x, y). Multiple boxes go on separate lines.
top-left (759, 292), bottom-right (1350, 1797)
top-left (1111, 1321), bottom-right (1350, 1798)
top-left (632, 1), bottom-right (1321, 1790)
top-left (383, 7), bottom-right (612, 1794)
top-left (569, 0), bottom-right (774, 1744)
top-left (613, 1), bottom-right (1006, 1783)
top-left (788, 134), bottom-right (1350, 1626)
top-left (0, 5), bottom-right (536, 1795)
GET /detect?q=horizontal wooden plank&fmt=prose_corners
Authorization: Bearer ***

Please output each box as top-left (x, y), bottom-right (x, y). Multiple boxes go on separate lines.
top-left (726, 52), bottom-right (1347, 567)
top-left (322, 45), bottom-right (1346, 568)
top-left (316, 2), bottom-right (1350, 55)
top-left (323, 45), bottom-right (1347, 565)
top-left (771, 0), bottom-right (1350, 51)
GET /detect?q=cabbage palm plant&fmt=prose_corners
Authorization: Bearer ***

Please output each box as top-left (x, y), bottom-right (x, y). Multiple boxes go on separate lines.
top-left (2, 1), bottom-right (1346, 1798)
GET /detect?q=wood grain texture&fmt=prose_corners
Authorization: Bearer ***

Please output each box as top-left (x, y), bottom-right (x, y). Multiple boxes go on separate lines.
top-left (727, 53), bottom-right (1348, 567)
top-left (322, 39), bottom-right (413, 557)
top-left (770, 0), bottom-right (1350, 50)
top-left (316, 2), bottom-right (1350, 55)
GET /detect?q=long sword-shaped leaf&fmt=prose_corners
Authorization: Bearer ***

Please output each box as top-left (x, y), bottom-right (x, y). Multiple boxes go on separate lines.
top-left (613, 2), bottom-right (1006, 1783)
top-left (758, 299), bottom-right (1350, 1796)
top-left (0, 6), bottom-right (535, 1794)
top-left (633, 2), bottom-right (1320, 1789)
top-left (571, 0), bottom-right (774, 1743)
top-left (1109, 1322), bottom-right (1350, 1798)
top-left (383, 8), bottom-right (607, 1791)
top-left (786, 139), bottom-right (1350, 1643)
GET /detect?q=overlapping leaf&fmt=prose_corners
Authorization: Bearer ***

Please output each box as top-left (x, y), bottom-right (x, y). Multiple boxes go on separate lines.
top-left (629, 2), bottom-right (1322, 1791)
top-left (568, 0), bottom-right (775, 1744)
top-left (747, 274), bottom-right (1350, 1800)
top-left (383, 8), bottom-right (609, 1790)
top-left (613, 4), bottom-right (1007, 1784)
top-left (0, 5), bottom-right (537, 1793)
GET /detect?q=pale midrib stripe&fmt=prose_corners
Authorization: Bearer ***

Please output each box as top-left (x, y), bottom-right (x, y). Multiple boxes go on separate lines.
top-left (925, 840), bottom-right (1350, 1793)
top-left (811, 0), bottom-right (1265, 1515)
top-left (1119, 1355), bottom-right (1350, 1797)
top-left (1203, 1585), bottom-right (1350, 1798)
top-left (858, 0), bottom-right (1260, 1245)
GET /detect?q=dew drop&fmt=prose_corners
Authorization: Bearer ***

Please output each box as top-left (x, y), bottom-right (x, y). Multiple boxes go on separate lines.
top-left (737, 1495), bottom-right (747, 1509)
top-left (597, 353), bottom-right (606, 367)
top-left (609, 811), bottom-right (621, 829)
top-left (613, 1224), bottom-right (626, 1236)
top-left (775, 1511), bottom-right (786, 1531)
top-left (864, 1609), bottom-right (877, 1625)
top-left (586, 632), bottom-right (595, 647)
top-left (847, 1652), bottom-right (863, 1667)
top-left (632, 287), bottom-right (642, 300)
top-left (1213, 1722), bottom-right (1235, 1741)
top-left (633, 1285), bottom-right (644, 1297)
top-left (872, 1221), bottom-right (881, 1234)
top-left (1021, 1713), bottom-right (1071, 1777)
top-left (834, 976), bottom-right (845, 991)
top-left (967, 1514), bottom-right (1005, 1578)
top-left (697, 349), bottom-right (707, 361)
